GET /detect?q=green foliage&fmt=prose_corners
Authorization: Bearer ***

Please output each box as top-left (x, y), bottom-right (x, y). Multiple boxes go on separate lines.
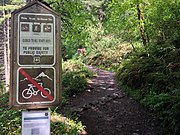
top-left (117, 43), bottom-right (180, 91)
top-left (48, 0), bottom-right (113, 60)
top-left (105, 0), bottom-right (141, 42)
top-left (142, 91), bottom-right (180, 134)
top-left (0, 93), bottom-right (22, 135)
top-left (49, 0), bottom-right (91, 59)
top-left (117, 43), bottom-right (180, 134)
top-left (0, 0), bottom-right (179, 134)
top-left (62, 72), bottom-right (87, 97)
top-left (10, 0), bottom-right (25, 4)
top-left (0, 1), bottom-right (25, 23)
top-left (105, 0), bottom-right (180, 46)
top-left (146, 0), bottom-right (180, 43)
top-left (0, 94), bottom-right (85, 134)
top-left (0, 14), bottom-right (11, 23)
top-left (0, 5), bottom-right (21, 11)
top-left (62, 60), bottom-right (94, 98)
top-left (51, 112), bottom-right (85, 135)
top-left (84, 25), bottom-right (133, 71)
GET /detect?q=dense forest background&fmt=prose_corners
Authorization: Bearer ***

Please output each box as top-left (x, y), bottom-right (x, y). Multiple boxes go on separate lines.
top-left (0, 0), bottom-right (179, 134)
top-left (49, 1), bottom-right (180, 134)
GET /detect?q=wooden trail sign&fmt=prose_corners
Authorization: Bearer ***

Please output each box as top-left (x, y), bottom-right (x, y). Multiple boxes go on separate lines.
top-left (9, 1), bottom-right (62, 109)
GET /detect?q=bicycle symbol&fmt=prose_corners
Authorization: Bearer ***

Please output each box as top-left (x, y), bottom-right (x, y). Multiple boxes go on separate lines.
top-left (22, 83), bottom-right (51, 99)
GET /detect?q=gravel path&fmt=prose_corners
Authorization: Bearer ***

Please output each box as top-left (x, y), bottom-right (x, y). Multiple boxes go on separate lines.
top-left (61, 66), bottom-right (162, 135)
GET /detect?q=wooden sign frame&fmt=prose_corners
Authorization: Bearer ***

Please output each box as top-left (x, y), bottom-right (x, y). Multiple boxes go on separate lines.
top-left (9, 1), bottom-right (62, 109)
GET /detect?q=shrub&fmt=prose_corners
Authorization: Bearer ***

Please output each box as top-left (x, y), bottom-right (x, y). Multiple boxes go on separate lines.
top-left (62, 60), bottom-right (94, 98)
top-left (0, 93), bottom-right (22, 135)
top-left (62, 72), bottom-right (87, 97)
top-left (116, 43), bottom-right (180, 134)
top-left (51, 112), bottom-right (85, 135)
top-left (84, 34), bottom-right (133, 71)
top-left (142, 91), bottom-right (180, 134)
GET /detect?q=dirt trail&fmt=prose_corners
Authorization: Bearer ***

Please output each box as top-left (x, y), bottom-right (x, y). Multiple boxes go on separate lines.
top-left (61, 66), bottom-right (162, 135)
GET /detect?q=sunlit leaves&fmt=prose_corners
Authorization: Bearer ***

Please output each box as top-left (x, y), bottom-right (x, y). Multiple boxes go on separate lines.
top-left (106, 0), bottom-right (179, 45)
top-left (49, 0), bottom-right (90, 59)
top-left (105, 0), bottom-right (141, 42)
top-left (146, 0), bottom-right (180, 43)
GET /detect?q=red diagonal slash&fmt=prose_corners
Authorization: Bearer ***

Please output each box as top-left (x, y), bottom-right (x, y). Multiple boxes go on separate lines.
top-left (19, 68), bottom-right (54, 101)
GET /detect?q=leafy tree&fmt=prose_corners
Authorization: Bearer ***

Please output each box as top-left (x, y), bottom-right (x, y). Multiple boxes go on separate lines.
top-left (105, 0), bottom-right (143, 49)
top-left (105, 0), bottom-right (180, 47)
top-left (114, 0), bottom-right (180, 134)
top-left (0, 0), bottom-right (25, 23)
top-left (49, 0), bottom-right (91, 60)
top-left (145, 0), bottom-right (180, 45)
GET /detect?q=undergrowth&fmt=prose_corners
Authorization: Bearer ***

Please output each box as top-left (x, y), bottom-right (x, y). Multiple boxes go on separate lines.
top-left (83, 24), bottom-right (133, 71)
top-left (0, 94), bottom-right (85, 135)
top-left (0, 60), bottom-right (92, 134)
top-left (62, 60), bottom-right (94, 100)
top-left (85, 41), bottom-right (132, 71)
top-left (117, 43), bottom-right (180, 134)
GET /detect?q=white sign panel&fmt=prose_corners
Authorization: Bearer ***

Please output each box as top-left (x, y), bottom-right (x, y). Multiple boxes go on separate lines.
top-left (18, 13), bottom-right (55, 56)
top-left (17, 13), bottom-right (56, 66)
top-left (22, 110), bottom-right (50, 135)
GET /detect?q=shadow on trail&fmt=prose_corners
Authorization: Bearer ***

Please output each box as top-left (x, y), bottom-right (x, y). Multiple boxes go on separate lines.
top-left (61, 66), bottom-right (162, 135)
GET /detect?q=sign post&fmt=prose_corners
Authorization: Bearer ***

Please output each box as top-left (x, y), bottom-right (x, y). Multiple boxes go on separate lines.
top-left (10, 1), bottom-right (62, 134)
top-left (9, 0), bottom-right (62, 109)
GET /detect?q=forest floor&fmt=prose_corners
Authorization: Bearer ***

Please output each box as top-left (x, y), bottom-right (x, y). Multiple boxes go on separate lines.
top-left (60, 66), bottom-right (163, 135)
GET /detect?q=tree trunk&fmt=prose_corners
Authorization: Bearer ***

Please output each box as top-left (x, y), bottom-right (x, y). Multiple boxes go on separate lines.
top-left (137, 4), bottom-right (147, 46)
top-left (3, 10), bottom-right (10, 92)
